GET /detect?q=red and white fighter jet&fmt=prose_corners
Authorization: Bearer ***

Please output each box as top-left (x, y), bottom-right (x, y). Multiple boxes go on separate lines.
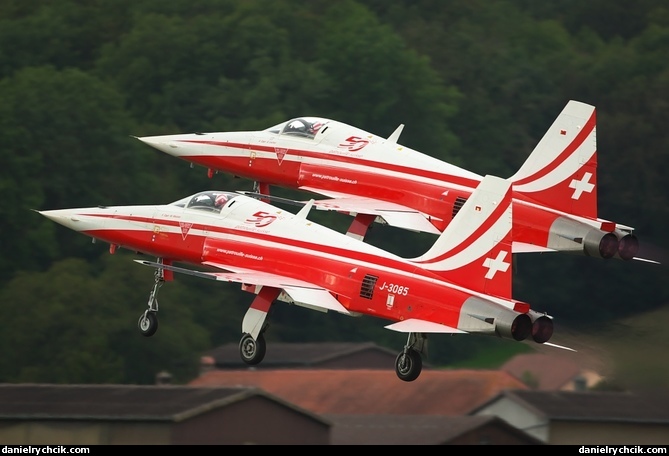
top-left (138, 100), bottom-right (648, 262)
top-left (38, 175), bottom-right (567, 381)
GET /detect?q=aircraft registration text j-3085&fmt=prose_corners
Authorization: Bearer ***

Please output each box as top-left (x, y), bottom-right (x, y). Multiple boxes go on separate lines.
top-left (378, 281), bottom-right (410, 296)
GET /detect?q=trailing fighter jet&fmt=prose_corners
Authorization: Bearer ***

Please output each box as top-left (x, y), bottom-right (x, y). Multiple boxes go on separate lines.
top-left (38, 175), bottom-right (569, 382)
top-left (137, 100), bottom-right (653, 262)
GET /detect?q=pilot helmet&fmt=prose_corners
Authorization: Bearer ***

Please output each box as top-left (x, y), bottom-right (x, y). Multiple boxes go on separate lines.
top-left (215, 193), bottom-right (229, 207)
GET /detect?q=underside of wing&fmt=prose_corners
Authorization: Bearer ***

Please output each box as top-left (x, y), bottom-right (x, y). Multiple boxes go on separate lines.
top-left (134, 259), bottom-right (350, 314)
top-left (298, 188), bottom-right (442, 234)
top-left (384, 318), bottom-right (467, 334)
top-left (202, 261), bottom-right (352, 314)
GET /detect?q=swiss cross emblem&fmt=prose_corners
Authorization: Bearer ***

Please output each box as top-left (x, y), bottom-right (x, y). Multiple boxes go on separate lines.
top-left (569, 172), bottom-right (595, 200)
top-left (275, 148), bottom-right (288, 165)
top-left (179, 221), bottom-right (193, 240)
top-left (482, 250), bottom-right (510, 279)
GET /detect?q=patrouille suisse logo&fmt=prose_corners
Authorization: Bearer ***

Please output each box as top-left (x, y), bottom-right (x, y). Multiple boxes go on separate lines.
top-left (179, 221), bottom-right (193, 240)
top-left (275, 147), bottom-right (288, 165)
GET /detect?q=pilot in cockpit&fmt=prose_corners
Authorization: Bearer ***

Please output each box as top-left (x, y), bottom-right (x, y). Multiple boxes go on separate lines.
top-left (214, 193), bottom-right (229, 208)
top-left (187, 191), bottom-right (232, 212)
top-left (190, 193), bottom-right (215, 208)
top-left (282, 118), bottom-right (317, 138)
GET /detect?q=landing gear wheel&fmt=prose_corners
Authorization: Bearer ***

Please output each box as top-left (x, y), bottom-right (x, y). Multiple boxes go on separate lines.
top-left (138, 312), bottom-right (158, 337)
top-left (395, 348), bottom-right (422, 382)
top-left (239, 333), bottom-right (266, 365)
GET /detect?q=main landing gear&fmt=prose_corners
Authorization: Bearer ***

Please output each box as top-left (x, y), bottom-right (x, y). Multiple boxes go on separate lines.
top-left (138, 264), bottom-right (164, 337)
top-left (395, 332), bottom-right (427, 382)
top-left (239, 331), bottom-right (267, 365)
top-left (135, 260), bottom-right (428, 381)
top-left (237, 286), bottom-right (279, 366)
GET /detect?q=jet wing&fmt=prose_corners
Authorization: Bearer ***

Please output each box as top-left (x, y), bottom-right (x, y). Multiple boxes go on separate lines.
top-left (298, 187), bottom-right (443, 235)
top-left (384, 318), bottom-right (467, 334)
top-left (134, 260), bottom-right (351, 314)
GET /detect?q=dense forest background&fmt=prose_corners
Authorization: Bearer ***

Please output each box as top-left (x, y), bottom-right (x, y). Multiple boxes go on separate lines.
top-left (1, 0), bottom-right (667, 387)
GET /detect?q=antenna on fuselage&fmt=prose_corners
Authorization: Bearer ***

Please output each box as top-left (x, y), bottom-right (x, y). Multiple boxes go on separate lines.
top-left (295, 199), bottom-right (315, 219)
top-left (386, 124), bottom-right (404, 143)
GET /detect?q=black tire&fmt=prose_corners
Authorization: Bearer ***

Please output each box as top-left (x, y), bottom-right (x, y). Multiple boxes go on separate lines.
top-left (239, 333), bottom-right (267, 365)
top-left (138, 312), bottom-right (158, 337)
top-left (395, 348), bottom-right (422, 382)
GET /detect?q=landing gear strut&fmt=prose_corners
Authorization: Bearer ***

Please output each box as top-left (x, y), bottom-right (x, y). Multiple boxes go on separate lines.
top-left (238, 286), bottom-right (279, 366)
top-left (395, 332), bottom-right (427, 382)
top-left (138, 263), bottom-right (164, 337)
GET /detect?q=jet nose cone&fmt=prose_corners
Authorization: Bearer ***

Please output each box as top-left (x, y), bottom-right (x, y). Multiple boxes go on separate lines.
top-left (37, 208), bottom-right (86, 231)
top-left (38, 208), bottom-right (78, 222)
top-left (135, 135), bottom-right (183, 156)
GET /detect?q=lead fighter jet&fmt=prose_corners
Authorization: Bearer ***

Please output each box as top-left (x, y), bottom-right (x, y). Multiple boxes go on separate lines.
top-left (39, 175), bottom-right (571, 382)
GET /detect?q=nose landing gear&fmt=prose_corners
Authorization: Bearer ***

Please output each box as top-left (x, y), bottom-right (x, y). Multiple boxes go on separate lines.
top-left (138, 263), bottom-right (164, 337)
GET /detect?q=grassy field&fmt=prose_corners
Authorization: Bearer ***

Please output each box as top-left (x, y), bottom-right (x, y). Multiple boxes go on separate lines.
top-left (587, 304), bottom-right (669, 392)
top-left (445, 303), bottom-right (669, 394)
top-left (521, 304), bottom-right (669, 392)
top-left (447, 340), bottom-right (535, 369)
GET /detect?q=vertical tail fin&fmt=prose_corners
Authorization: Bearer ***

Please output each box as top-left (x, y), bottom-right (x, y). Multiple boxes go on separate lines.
top-left (410, 174), bottom-right (513, 299)
top-left (509, 100), bottom-right (598, 218)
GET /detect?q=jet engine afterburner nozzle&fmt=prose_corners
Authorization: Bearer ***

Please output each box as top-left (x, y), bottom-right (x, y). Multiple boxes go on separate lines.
top-left (618, 234), bottom-right (639, 261)
top-left (583, 231), bottom-right (618, 259)
top-left (503, 313), bottom-right (532, 341)
top-left (461, 297), bottom-right (532, 341)
top-left (530, 315), bottom-right (553, 343)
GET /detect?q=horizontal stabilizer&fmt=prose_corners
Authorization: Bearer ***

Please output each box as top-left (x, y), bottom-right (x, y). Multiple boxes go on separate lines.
top-left (385, 318), bottom-right (466, 334)
top-left (632, 257), bottom-right (661, 265)
top-left (512, 242), bottom-right (556, 254)
top-left (282, 286), bottom-right (350, 314)
top-left (542, 341), bottom-right (577, 352)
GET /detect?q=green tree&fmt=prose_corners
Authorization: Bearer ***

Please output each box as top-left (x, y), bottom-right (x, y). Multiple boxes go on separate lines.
top-left (314, 0), bottom-right (461, 162)
top-left (0, 254), bottom-right (211, 384)
top-left (0, 0), bottom-right (138, 78)
top-left (0, 66), bottom-right (160, 281)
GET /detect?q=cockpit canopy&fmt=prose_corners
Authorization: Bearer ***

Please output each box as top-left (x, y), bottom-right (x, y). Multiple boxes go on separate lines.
top-left (265, 117), bottom-right (330, 139)
top-left (170, 191), bottom-right (240, 213)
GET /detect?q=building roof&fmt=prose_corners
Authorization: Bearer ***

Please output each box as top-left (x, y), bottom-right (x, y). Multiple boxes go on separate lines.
top-left (326, 414), bottom-right (544, 445)
top-left (470, 389), bottom-right (669, 423)
top-left (499, 353), bottom-right (597, 390)
top-left (0, 383), bottom-right (328, 424)
top-left (189, 368), bottom-right (528, 415)
top-left (204, 341), bottom-right (403, 369)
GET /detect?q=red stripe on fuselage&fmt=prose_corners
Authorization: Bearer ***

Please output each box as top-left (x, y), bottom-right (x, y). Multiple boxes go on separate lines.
top-left (180, 139), bottom-right (480, 189)
top-left (81, 214), bottom-right (514, 328)
top-left (82, 213), bottom-right (443, 280)
top-left (201, 237), bottom-right (471, 326)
